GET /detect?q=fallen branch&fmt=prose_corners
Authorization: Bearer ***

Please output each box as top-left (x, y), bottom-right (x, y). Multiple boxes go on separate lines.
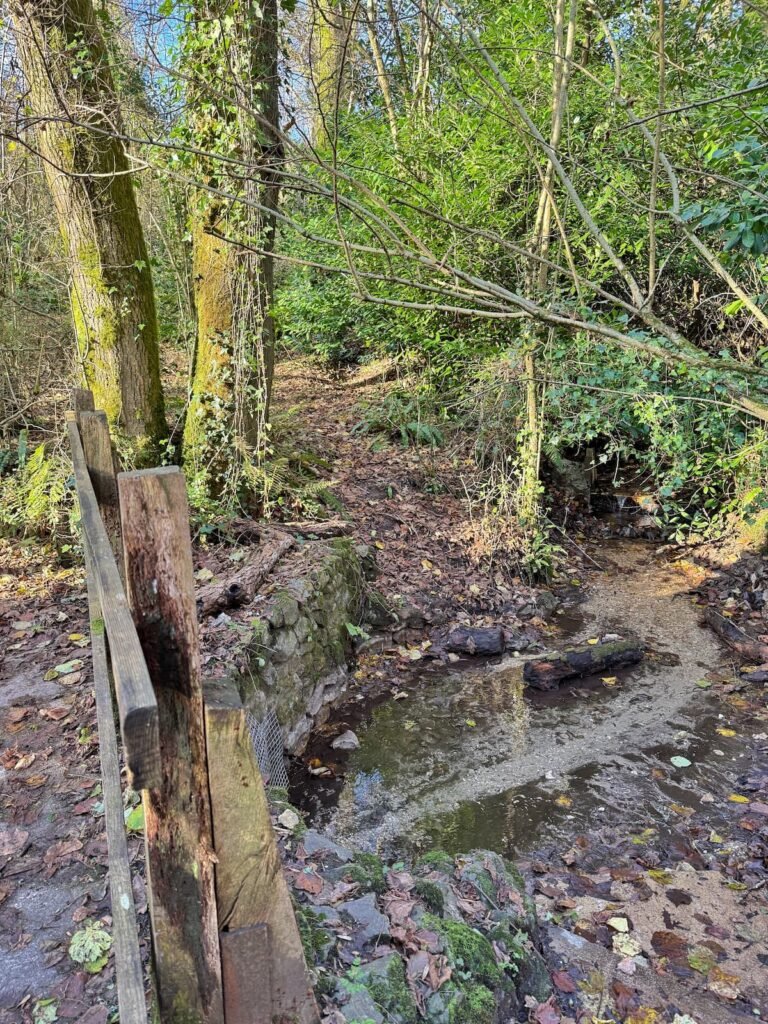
top-left (197, 532), bottom-right (294, 617)
top-left (281, 519), bottom-right (353, 538)
top-left (523, 639), bottom-right (643, 690)
top-left (703, 606), bottom-right (768, 664)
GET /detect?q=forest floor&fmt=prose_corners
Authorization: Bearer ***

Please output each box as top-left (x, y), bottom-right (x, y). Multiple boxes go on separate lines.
top-left (0, 357), bottom-right (767, 1023)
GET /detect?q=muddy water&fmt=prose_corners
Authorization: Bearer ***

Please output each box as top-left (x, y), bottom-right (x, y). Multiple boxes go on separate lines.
top-left (296, 541), bottom-right (744, 857)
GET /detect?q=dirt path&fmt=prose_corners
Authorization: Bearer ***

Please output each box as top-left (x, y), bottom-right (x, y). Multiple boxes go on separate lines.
top-left (0, 541), bottom-right (144, 1024)
top-left (271, 359), bottom-right (543, 630)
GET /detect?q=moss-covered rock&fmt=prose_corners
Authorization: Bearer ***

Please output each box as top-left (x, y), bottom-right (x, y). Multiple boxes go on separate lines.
top-left (295, 901), bottom-right (336, 965)
top-left (338, 954), bottom-right (418, 1024)
top-left (449, 983), bottom-right (496, 1024)
top-left (241, 538), bottom-right (368, 752)
top-left (422, 916), bottom-right (503, 989)
top-left (347, 852), bottom-right (387, 894)
top-left (414, 878), bottom-right (445, 914)
top-left (417, 850), bottom-right (455, 874)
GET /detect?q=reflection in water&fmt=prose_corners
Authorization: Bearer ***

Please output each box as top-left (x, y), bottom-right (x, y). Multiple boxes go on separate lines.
top-left (301, 541), bottom-right (733, 859)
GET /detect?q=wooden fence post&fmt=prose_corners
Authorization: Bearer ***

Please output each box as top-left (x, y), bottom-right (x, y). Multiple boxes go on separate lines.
top-left (71, 388), bottom-right (95, 423)
top-left (204, 680), bottom-right (319, 1024)
top-left (118, 467), bottom-right (223, 1024)
top-left (79, 410), bottom-right (121, 561)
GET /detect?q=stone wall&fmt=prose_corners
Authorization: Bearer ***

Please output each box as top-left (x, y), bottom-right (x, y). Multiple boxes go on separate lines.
top-left (240, 537), bottom-right (369, 753)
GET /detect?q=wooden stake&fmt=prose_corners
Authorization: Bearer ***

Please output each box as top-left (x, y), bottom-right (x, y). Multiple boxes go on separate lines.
top-left (205, 679), bottom-right (319, 1024)
top-left (118, 467), bottom-right (223, 1024)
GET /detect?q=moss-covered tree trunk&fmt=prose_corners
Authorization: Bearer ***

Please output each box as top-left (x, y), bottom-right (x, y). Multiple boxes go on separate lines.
top-left (182, 0), bottom-right (280, 504)
top-left (310, 0), bottom-right (353, 145)
top-left (10, 0), bottom-right (165, 451)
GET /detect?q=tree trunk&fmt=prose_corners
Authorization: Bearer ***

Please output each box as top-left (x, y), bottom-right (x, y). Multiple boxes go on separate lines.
top-left (309, 0), bottom-right (353, 145)
top-left (182, 0), bottom-right (280, 505)
top-left (10, 0), bottom-right (165, 452)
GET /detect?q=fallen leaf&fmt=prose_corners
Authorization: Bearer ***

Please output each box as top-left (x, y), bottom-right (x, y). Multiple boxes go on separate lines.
top-left (554, 794), bottom-right (572, 808)
top-left (687, 946), bottom-right (717, 974)
top-left (602, 676), bottom-right (618, 686)
top-left (587, 638), bottom-right (599, 645)
top-left (728, 794), bottom-right (749, 803)
top-left (294, 869), bottom-right (323, 895)
top-left (40, 707), bottom-right (70, 721)
top-left (670, 755), bottom-right (691, 768)
top-left (532, 997), bottom-right (560, 1024)
top-left (6, 707), bottom-right (30, 724)
top-left (608, 917), bottom-right (629, 933)
top-left (14, 753), bottom-right (36, 770)
top-left (24, 774), bottom-right (48, 789)
top-left (552, 969), bottom-right (577, 993)
top-left (707, 965), bottom-right (741, 1000)
top-left (716, 727), bottom-right (736, 737)
top-left (625, 1010), bottom-right (660, 1024)
top-left (651, 929), bottom-right (688, 965)
top-left (613, 933), bottom-right (642, 957)
top-left (58, 672), bottom-right (83, 686)
top-left (53, 659), bottom-right (84, 675)
top-left (124, 805), bottom-right (144, 832)
top-left (669, 803), bottom-right (694, 818)
top-left (0, 827), bottom-right (29, 858)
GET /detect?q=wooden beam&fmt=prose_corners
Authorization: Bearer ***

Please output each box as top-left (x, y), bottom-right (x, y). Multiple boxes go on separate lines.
top-left (118, 467), bottom-right (223, 1024)
top-left (71, 388), bottom-right (95, 425)
top-left (79, 410), bottom-right (121, 563)
top-left (205, 681), bottom-right (319, 1024)
top-left (84, 544), bottom-right (148, 1024)
top-left (66, 414), bottom-right (159, 791)
top-left (79, 410), bottom-right (119, 508)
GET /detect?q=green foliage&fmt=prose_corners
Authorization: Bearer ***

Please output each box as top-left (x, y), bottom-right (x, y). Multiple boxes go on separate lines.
top-left (347, 852), bottom-right (387, 894)
top-left (0, 441), bottom-right (75, 539)
top-left (421, 915), bottom-right (502, 988)
top-left (351, 390), bottom-right (446, 448)
top-left (68, 921), bottom-right (112, 973)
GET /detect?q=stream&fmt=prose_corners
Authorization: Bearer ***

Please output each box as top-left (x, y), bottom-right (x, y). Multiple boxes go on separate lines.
top-left (292, 539), bottom-right (747, 859)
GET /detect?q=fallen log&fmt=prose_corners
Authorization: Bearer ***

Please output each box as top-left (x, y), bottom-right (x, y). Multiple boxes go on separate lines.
top-left (703, 606), bottom-right (768, 663)
top-left (446, 625), bottom-right (505, 656)
top-left (197, 532), bottom-right (294, 617)
top-left (281, 519), bottom-right (353, 539)
top-left (523, 639), bottom-right (643, 691)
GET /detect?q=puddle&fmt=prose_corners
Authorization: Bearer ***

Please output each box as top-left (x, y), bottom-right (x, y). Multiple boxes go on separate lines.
top-left (292, 541), bottom-right (743, 858)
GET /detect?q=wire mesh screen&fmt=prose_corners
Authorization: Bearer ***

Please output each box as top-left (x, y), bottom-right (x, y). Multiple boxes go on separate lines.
top-left (247, 708), bottom-right (289, 790)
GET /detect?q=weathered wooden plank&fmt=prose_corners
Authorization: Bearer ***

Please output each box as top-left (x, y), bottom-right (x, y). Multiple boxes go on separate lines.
top-left (66, 413), bottom-right (159, 791)
top-left (79, 410), bottom-right (119, 508)
top-left (220, 926), bottom-right (273, 1024)
top-left (80, 410), bottom-right (121, 563)
top-left (205, 681), bottom-right (319, 1024)
top-left (118, 467), bottom-right (223, 1024)
top-left (71, 388), bottom-right (95, 424)
top-left (84, 542), bottom-right (148, 1024)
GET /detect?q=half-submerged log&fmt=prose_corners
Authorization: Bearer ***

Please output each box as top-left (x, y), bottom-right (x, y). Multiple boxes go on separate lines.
top-left (703, 606), bottom-right (768, 664)
top-left (445, 625), bottom-right (505, 656)
top-left (523, 639), bottom-right (643, 690)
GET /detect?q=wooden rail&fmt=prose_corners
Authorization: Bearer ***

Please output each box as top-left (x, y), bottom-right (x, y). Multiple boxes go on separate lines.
top-left (67, 393), bottom-right (318, 1024)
